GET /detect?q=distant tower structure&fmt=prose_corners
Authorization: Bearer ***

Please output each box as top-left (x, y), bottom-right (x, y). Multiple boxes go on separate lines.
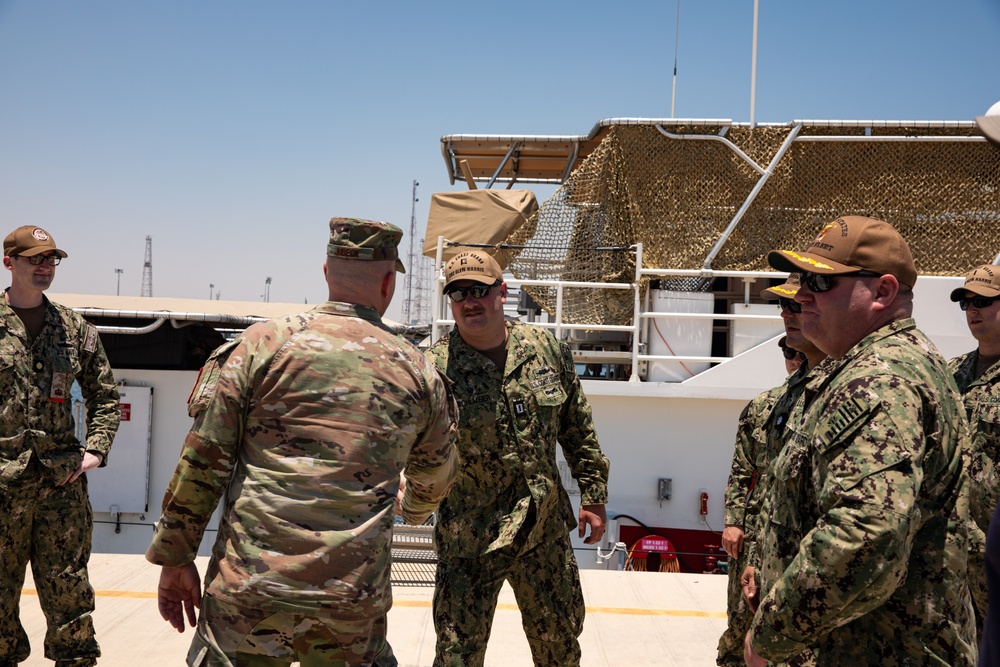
top-left (141, 235), bottom-right (153, 297)
top-left (401, 180), bottom-right (434, 325)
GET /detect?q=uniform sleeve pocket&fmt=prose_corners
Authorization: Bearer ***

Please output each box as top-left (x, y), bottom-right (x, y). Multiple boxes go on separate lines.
top-left (187, 338), bottom-right (240, 418)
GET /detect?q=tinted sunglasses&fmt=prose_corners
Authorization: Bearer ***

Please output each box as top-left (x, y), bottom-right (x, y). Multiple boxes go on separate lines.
top-left (445, 281), bottom-right (501, 302)
top-left (777, 297), bottom-right (801, 313)
top-left (797, 270), bottom-right (882, 293)
top-left (959, 295), bottom-right (1000, 311)
top-left (781, 346), bottom-right (800, 360)
top-left (16, 254), bottom-right (61, 266)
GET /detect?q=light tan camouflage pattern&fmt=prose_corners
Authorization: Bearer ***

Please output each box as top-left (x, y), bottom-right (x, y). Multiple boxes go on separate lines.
top-left (752, 318), bottom-right (978, 665)
top-left (187, 594), bottom-right (397, 666)
top-left (426, 320), bottom-right (609, 559)
top-left (951, 350), bottom-right (1000, 635)
top-left (0, 294), bottom-right (119, 664)
top-left (717, 385), bottom-right (783, 666)
top-left (146, 301), bottom-right (457, 621)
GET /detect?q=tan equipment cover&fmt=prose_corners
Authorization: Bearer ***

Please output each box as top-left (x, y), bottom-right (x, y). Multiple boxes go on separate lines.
top-left (423, 189), bottom-right (538, 269)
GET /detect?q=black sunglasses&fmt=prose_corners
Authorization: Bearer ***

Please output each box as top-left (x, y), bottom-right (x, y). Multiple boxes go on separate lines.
top-left (16, 254), bottom-right (61, 266)
top-left (781, 346), bottom-right (799, 361)
top-left (959, 295), bottom-right (1000, 311)
top-left (797, 271), bottom-right (882, 293)
top-left (777, 297), bottom-right (802, 313)
top-left (445, 281), bottom-right (501, 302)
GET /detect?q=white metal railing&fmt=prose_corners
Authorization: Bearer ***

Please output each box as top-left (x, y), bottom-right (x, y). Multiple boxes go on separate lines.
top-left (431, 239), bottom-right (787, 382)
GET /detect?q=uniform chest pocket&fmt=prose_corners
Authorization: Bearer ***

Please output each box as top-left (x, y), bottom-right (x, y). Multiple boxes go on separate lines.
top-left (52, 345), bottom-right (81, 375)
top-left (768, 432), bottom-right (811, 529)
top-left (972, 402), bottom-right (1000, 460)
top-left (457, 396), bottom-right (498, 431)
top-left (525, 368), bottom-right (566, 408)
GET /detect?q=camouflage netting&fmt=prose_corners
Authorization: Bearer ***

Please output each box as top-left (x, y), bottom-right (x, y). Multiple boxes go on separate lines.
top-left (504, 123), bottom-right (1000, 325)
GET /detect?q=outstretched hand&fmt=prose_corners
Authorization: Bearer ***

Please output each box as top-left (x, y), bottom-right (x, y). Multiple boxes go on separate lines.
top-left (157, 563), bottom-right (202, 632)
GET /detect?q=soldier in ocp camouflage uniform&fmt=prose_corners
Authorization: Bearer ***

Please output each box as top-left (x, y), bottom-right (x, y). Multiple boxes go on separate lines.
top-left (746, 217), bottom-right (977, 666)
top-left (426, 250), bottom-right (609, 667)
top-left (146, 218), bottom-right (458, 667)
top-left (0, 226), bottom-right (120, 667)
top-left (948, 264), bottom-right (1000, 641)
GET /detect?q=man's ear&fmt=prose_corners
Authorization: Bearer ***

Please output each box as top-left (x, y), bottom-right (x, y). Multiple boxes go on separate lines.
top-left (871, 274), bottom-right (900, 311)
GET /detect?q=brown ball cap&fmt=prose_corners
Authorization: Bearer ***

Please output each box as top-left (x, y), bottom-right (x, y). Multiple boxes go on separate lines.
top-left (767, 216), bottom-right (917, 289)
top-left (444, 250), bottom-right (503, 289)
top-left (760, 273), bottom-right (800, 300)
top-left (950, 264), bottom-right (1000, 301)
top-left (3, 226), bottom-right (68, 258)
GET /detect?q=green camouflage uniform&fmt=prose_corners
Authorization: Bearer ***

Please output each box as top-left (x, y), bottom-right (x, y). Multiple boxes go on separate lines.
top-left (717, 385), bottom-right (783, 666)
top-left (0, 294), bottom-right (120, 665)
top-left (744, 364), bottom-right (819, 667)
top-left (426, 320), bottom-right (609, 667)
top-left (146, 301), bottom-right (457, 665)
top-left (951, 350), bottom-right (1000, 636)
top-left (751, 318), bottom-right (978, 666)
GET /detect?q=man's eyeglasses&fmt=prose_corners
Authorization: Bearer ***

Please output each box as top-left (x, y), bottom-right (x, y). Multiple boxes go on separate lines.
top-left (777, 297), bottom-right (802, 313)
top-left (16, 254), bottom-right (61, 266)
top-left (445, 281), bottom-right (500, 302)
top-left (797, 270), bottom-right (881, 293)
top-left (959, 295), bottom-right (1000, 311)
top-left (781, 346), bottom-right (800, 361)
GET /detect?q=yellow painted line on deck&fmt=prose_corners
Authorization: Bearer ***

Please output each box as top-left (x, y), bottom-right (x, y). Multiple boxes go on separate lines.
top-left (394, 599), bottom-right (726, 619)
top-left (24, 589), bottom-right (726, 619)
top-left (23, 588), bottom-right (158, 599)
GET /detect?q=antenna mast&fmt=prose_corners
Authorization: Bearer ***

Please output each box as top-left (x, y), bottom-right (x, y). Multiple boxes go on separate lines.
top-left (141, 235), bottom-right (153, 297)
top-left (402, 180), bottom-right (432, 325)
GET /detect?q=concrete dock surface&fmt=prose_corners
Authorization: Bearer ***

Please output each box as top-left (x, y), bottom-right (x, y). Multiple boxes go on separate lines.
top-left (18, 553), bottom-right (728, 666)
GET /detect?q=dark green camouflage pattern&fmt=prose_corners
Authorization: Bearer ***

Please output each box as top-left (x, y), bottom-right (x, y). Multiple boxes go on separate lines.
top-left (745, 363), bottom-right (813, 571)
top-left (146, 301), bottom-right (457, 621)
top-left (717, 385), bottom-right (783, 666)
top-left (426, 320), bottom-right (609, 559)
top-left (951, 350), bottom-right (1000, 635)
top-left (752, 318), bottom-right (977, 666)
top-left (0, 294), bottom-right (119, 664)
top-left (432, 533), bottom-right (583, 667)
top-left (426, 320), bottom-right (607, 667)
top-left (0, 295), bottom-right (120, 480)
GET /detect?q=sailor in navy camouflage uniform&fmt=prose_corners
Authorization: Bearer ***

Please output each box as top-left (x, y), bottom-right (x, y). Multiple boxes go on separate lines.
top-left (426, 250), bottom-right (609, 667)
top-left (948, 264), bottom-right (1000, 642)
top-left (0, 226), bottom-right (120, 667)
top-left (746, 217), bottom-right (977, 666)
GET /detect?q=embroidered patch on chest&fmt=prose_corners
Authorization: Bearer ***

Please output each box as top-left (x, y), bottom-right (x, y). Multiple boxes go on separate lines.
top-left (820, 394), bottom-right (870, 445)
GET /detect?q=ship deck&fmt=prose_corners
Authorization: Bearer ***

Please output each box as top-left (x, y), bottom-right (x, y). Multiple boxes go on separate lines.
top-left (18, 553), bottom-right (728, 666)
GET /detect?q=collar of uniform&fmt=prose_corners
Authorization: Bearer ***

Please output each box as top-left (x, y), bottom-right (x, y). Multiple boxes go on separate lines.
top-left (313, 300), bottom-right (384, 325)
top-left (803, 317), bottom-right (918, 395)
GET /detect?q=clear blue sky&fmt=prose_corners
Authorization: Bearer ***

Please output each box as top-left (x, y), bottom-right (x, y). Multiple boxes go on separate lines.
top-left (1, 0), bottom-right (998, 320)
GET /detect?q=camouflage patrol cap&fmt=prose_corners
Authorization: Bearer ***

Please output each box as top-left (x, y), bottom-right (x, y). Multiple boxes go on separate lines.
top-left (444, 250), bottom-right (503, 289)
top-left (950, 264), bottom-right (1000, 301)
top-left (3, 225), bottom-right (68, 258)
top-left (767, 216), bottom-right (917, 289)
top-left (760, 273), bottom-right (800, 300)
top-left (327, 217), bottom-right (405, 273)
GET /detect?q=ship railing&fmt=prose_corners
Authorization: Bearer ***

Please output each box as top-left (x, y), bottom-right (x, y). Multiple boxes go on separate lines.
top-left (431, 239), bottom-right (787, 382)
